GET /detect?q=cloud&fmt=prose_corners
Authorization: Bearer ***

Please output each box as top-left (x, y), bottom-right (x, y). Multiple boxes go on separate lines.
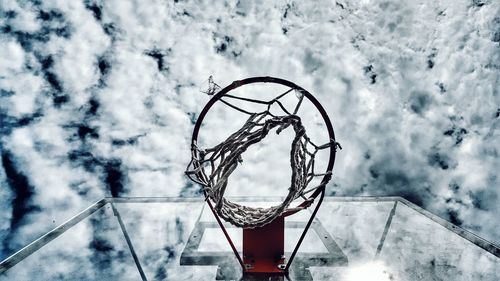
top-left (0, 0), bottom-right (498, 265)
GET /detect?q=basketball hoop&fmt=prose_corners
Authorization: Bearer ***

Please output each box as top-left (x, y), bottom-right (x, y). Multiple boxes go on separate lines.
top-left (186, 76), bottom-right (338, 275)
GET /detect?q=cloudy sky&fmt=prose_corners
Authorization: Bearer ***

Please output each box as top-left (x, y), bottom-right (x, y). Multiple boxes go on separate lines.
top-left (1, 0), bottom-right (499, 262)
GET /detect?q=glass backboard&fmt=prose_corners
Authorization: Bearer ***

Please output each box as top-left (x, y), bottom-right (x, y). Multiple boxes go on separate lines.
top-left (0, 197), bottom-right (498, 280)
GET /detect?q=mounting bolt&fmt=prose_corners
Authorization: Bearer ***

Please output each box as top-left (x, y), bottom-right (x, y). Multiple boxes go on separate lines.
top-left (277, 264), bottom-right (286, 270)
top-left (244, 264), bottom-right (254, 270)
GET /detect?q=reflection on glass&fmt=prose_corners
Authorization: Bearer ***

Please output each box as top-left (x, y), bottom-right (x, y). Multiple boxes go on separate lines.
top-left (1, 198), bottom-right (498, 280)
top-left (2, 205), bottom-right (142, 280)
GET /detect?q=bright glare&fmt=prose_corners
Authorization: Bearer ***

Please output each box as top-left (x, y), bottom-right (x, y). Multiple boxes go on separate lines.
top-left (342, 261), bottom-right (394, 281)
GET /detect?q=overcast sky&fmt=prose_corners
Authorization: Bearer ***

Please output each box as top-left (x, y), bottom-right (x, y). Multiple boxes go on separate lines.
top-left (1, 0), bottom-right (499, 260)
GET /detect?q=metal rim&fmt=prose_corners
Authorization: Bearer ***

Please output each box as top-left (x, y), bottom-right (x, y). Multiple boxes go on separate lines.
top-left (191, 76), bottom-right (337, 205)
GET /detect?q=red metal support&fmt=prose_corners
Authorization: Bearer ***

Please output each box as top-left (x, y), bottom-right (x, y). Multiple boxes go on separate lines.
top-left (243, 215), bottom-right (285, 274)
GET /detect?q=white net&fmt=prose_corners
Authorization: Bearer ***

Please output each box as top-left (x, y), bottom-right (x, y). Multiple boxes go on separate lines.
top-left (186, 79), bottom-right (335, 228)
